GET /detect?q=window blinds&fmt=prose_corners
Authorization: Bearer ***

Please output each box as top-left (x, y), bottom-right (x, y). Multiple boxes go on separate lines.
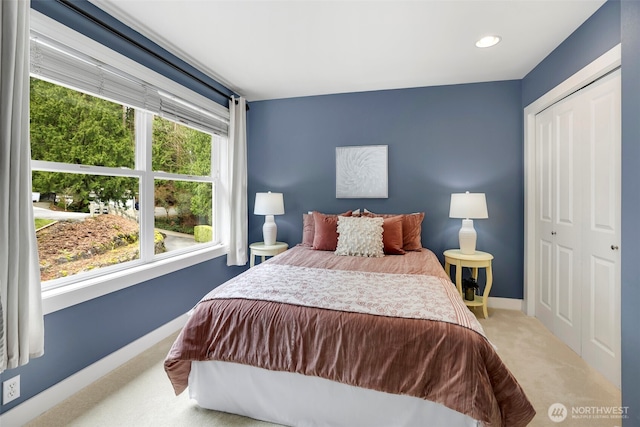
top-left (29, 31), bottom-right (229, 136)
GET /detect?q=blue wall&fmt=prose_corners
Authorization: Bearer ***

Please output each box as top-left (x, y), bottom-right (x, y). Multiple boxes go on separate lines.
top-left (620, 0), bottom-right (640, 423)
top-left (0, 0), bottom-right (245, 413)
top-left (247, 81), bottom-right (524, 298)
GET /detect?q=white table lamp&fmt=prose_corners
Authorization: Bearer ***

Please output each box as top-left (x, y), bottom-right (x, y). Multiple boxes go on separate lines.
top-left (449, 192), bottom-right (488, 254)
top-left (254, 192), bottom-right (285, 246)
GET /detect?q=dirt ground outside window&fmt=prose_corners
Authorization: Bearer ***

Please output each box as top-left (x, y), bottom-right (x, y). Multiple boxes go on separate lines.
top-left (36, 214), bottom-right (143, 282)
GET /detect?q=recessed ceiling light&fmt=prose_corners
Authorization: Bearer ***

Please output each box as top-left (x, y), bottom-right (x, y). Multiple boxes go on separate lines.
top-left (475, 35), bottom-right (501, 48)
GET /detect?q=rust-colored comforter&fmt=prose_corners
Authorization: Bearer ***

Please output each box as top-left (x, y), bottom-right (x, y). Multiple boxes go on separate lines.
top-left (165, 246), bottom-right (535, 427)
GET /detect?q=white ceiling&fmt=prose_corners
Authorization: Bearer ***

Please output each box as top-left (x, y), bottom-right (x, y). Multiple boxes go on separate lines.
top-left (90, 0), bottom-right (606, 102)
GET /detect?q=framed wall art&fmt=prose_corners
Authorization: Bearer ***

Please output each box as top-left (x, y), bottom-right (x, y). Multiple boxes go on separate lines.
top-left (336, 145), bottom-right (388, 198)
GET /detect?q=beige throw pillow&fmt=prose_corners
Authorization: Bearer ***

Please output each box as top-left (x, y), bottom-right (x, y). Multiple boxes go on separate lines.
top-left (335, 216), bottom-right (384, 257)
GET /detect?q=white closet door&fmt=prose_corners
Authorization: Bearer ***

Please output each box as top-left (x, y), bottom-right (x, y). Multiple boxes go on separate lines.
top-left (580, 70), bottom-right (621, 387)
top-left (534, 69), bottom-right (621, 388)
top-left (551, 93), bottom-right (584, 355)
top-left (535, 95), bottom-right (583, 355)
top-left (534, 107), bottom-right (556, 332)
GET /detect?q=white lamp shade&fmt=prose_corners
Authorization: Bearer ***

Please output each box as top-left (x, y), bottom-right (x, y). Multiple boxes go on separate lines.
top-left (449, 192), bottom-right (488, 219)
top-left (254, 192), bottom-right (285, 215)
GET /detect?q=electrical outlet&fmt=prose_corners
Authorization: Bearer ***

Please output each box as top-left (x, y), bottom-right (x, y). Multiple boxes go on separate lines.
top-left (3, 375), bottom-right (20, 404)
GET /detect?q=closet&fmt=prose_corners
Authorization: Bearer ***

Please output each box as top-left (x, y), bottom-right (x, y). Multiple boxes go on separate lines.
top-left (534, 69), bottom-right (621, 387)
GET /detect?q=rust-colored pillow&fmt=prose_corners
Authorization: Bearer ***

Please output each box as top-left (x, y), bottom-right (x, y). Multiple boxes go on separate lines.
top-left (401, 212), bottom-right (425, 251)
top-left (382, 215), bottom-right (405, 255)
top-left (362, 210), bottom-right (424, 251)
top-left (311, 211), bottom-right (352, 250)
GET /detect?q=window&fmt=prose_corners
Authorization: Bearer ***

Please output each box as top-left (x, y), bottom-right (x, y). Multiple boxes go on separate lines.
top-left (30, 12), bottom-right (230, 294)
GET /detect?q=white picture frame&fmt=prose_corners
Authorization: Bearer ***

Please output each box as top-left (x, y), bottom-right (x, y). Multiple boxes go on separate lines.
top-left (336, 145), bottom-right (388, 198)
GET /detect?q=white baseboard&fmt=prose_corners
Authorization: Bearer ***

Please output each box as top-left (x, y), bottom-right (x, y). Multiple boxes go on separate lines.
top-left (0, 313), bottom-right (188, 427)
top-left (487, 296), bottom-right (524, 311)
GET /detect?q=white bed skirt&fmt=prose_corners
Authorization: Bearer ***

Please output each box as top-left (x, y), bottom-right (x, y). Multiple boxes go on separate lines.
top-left (189, 361), bottom-right (480, 427)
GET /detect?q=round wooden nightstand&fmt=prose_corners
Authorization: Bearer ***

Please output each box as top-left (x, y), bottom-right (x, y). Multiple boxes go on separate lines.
top-left (249, 242), bottom-right (288, 267)
top-left (443, 249), bottom-right (494, 318)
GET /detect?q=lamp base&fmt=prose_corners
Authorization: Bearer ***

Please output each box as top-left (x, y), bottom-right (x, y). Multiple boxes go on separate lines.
top-left (263, 215), bottom-right (277, 246)
top-left (459, 219), bottom-right (477, 254)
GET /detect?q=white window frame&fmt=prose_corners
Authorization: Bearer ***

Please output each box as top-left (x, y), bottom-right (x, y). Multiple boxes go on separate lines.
top-left (31, 10), bottom-right (230, 314)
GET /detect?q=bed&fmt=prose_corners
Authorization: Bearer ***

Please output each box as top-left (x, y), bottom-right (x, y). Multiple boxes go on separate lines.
top-left (164, 213), bottom-right (535, 427)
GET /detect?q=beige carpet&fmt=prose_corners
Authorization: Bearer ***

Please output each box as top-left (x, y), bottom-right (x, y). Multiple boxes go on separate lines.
top-left (26, 309), bottom-right (620, 427)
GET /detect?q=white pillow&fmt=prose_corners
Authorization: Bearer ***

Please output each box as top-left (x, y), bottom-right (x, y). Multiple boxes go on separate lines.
top-left (335, 216), bottom-right (384, 257)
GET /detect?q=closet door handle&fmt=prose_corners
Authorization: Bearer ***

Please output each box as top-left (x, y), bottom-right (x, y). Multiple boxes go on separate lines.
top-left (611, 245), bottom-right (619, 250)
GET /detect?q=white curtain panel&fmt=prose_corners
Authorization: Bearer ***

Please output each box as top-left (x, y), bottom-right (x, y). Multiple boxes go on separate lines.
top-left (226, 96), bottom-right (248, 266)
top-left (0, 0), bottom-right (45, 373)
